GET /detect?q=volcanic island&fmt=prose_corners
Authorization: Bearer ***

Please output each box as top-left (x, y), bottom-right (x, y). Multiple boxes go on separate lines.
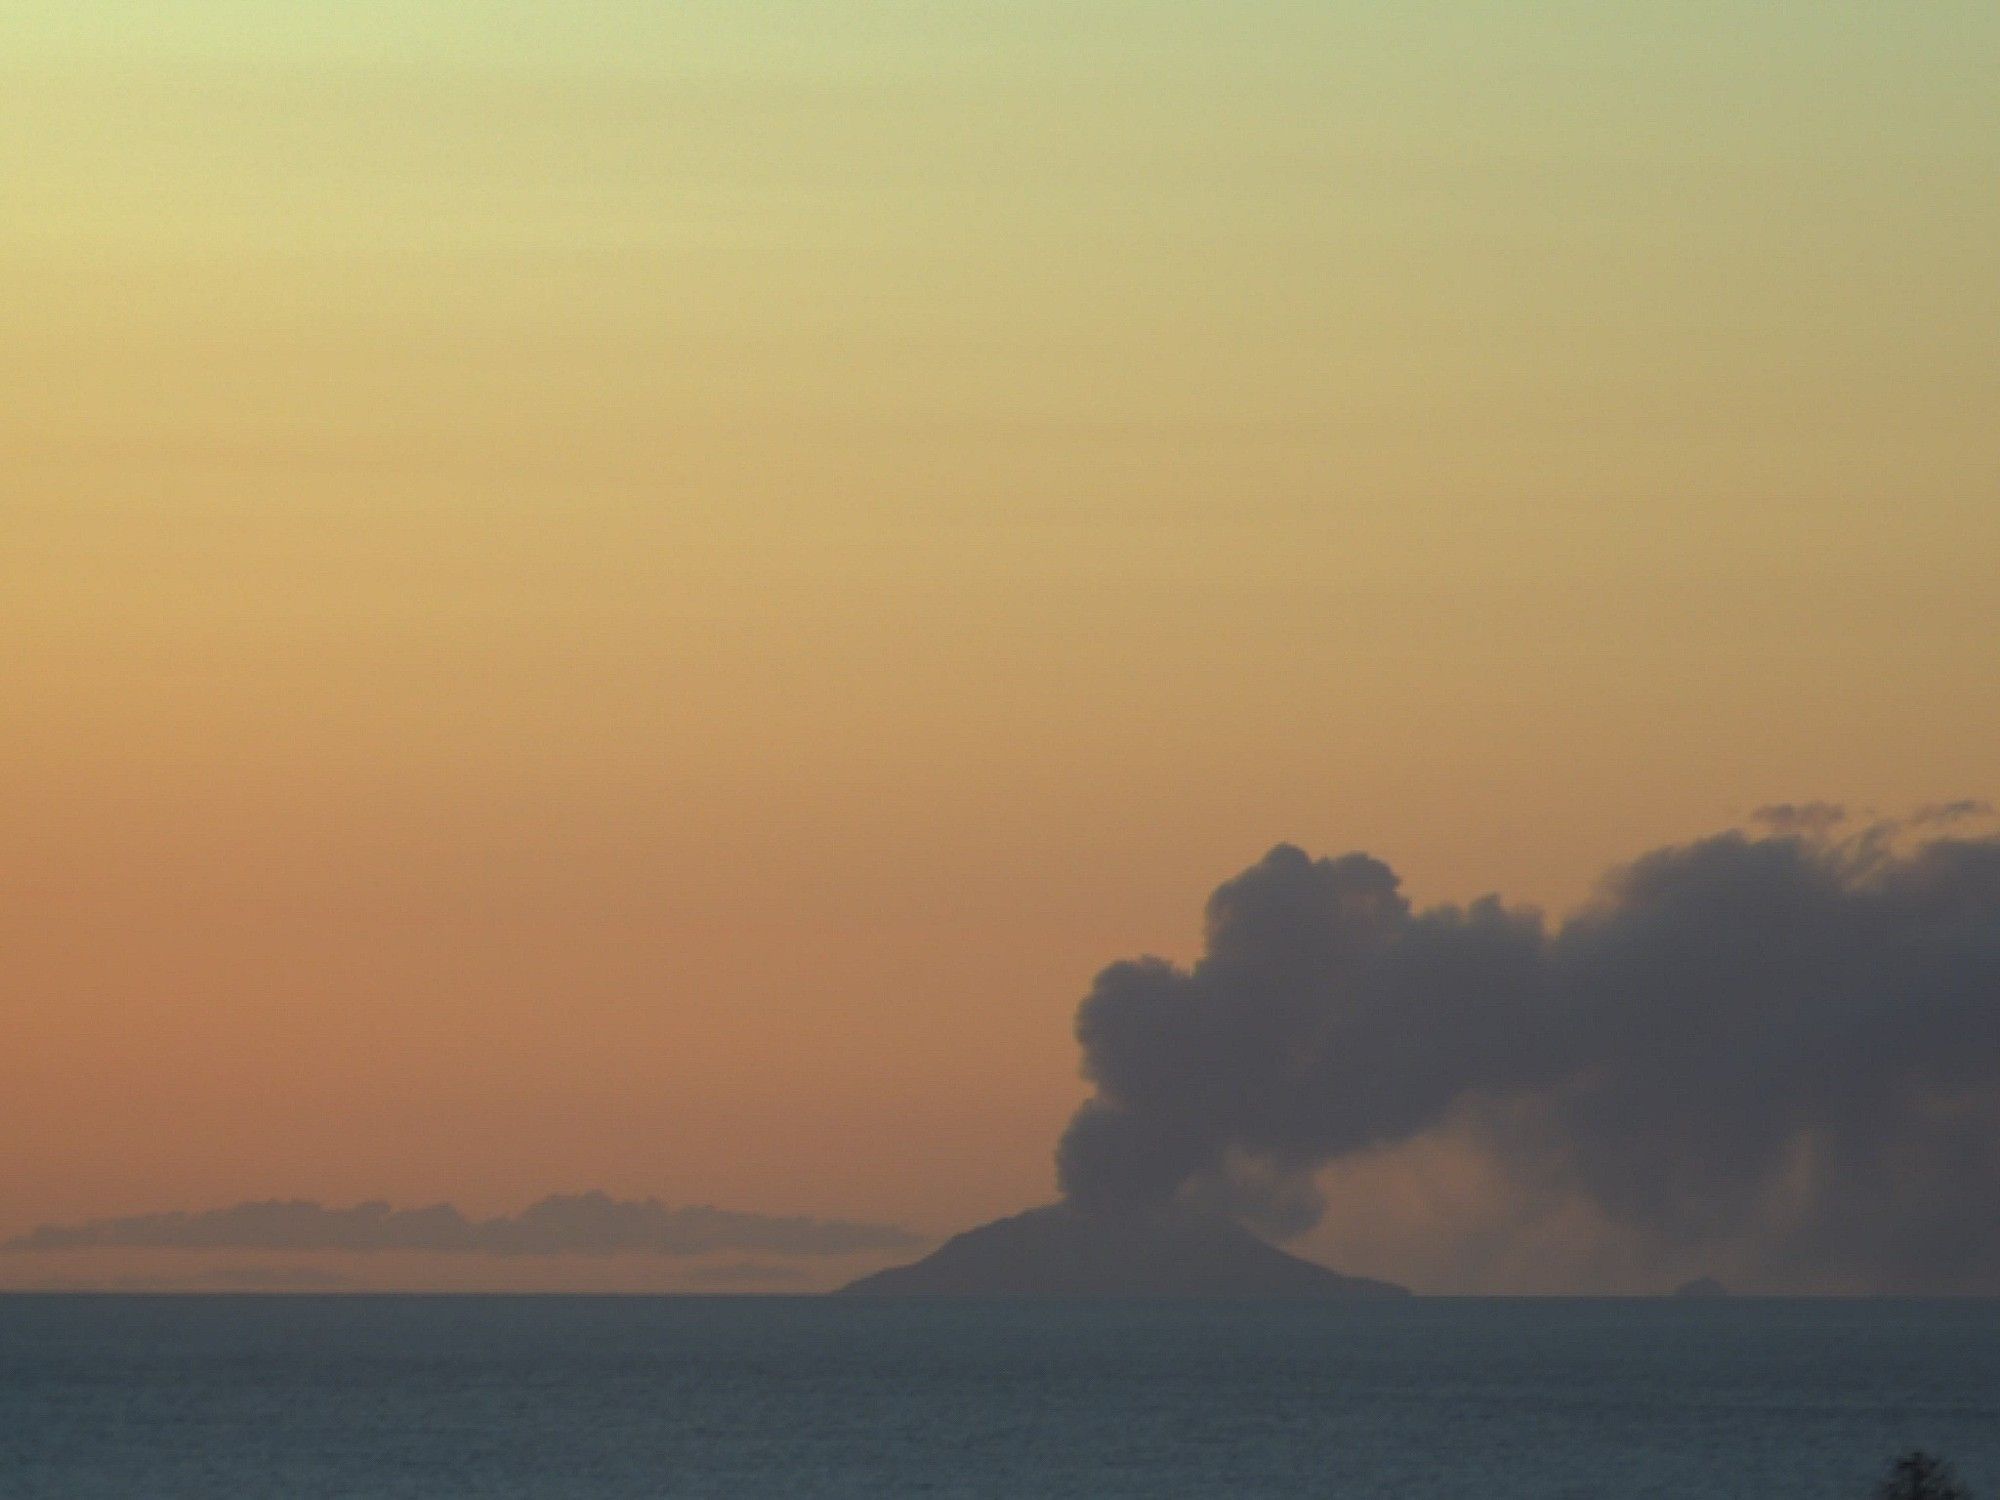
top-left (839, 1202), bottom-right (1409, 1298)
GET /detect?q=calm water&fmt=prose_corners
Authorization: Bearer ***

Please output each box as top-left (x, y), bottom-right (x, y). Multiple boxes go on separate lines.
top-left (2, 1295), bottom-right (1997, 1498)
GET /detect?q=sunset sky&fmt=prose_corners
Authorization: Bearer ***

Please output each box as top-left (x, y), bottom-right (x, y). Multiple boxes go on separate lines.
top-left (6, 3), bottom-right (1997, 1292)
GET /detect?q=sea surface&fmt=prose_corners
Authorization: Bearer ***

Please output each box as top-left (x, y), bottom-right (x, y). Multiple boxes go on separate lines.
top-left (2, 1295), bottom-right (1997, 1498)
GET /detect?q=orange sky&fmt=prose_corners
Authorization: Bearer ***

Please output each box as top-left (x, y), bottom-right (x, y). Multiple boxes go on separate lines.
top-left (5, 2), bottom-right (1997, 1291)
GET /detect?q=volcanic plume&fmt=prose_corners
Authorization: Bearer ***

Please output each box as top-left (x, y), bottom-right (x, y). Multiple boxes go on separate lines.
top-left (1054, 808), bottom-right (2000, 1293)
top-left (853, 805), bottom-right (2000, 1296)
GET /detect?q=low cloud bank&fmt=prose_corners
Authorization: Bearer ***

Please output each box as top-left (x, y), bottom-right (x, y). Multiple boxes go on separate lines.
top-left (1057, 808), bottom-right (2000, 1293)
top-left (687, 1260), bottom-right (811, 1286)
top-left (6, 1192), bottom-right (921, 1259)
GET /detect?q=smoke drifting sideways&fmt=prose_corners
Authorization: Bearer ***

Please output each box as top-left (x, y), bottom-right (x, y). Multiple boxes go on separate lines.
top-left (1057, 810), bottom-right (2000, 1293)
top-left (5, 1192), bottom-right (921, 1259)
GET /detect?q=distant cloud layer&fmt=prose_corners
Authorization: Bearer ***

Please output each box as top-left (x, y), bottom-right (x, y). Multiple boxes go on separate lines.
top-left (1058, 809), bottom-right (2000, 1293)
top-left (687, 1260), bottom-right (811, 1286)
top-left (6, 1192), bottom-right (921, 1259)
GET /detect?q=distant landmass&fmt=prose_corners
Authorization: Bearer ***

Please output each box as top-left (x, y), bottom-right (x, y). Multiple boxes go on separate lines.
top-left (1671, 1275), bottom-right (1729, 1298)
top-left (838, 1203), bottom-right (1410, 1298)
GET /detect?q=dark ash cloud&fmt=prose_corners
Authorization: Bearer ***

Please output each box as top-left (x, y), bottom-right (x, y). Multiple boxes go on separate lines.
top-left (5, 1192), bottom-right (921, 1259)
top-left (1057, 818), bottom-right (2000, 1293)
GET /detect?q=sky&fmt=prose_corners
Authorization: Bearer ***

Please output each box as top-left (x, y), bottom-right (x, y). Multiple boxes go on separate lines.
top-left (4, 2), bottom-right (1998, 1293)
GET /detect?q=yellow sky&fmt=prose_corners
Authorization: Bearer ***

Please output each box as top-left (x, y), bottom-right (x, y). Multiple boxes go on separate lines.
top-left (4, 2), bottom-right (1997, 1288)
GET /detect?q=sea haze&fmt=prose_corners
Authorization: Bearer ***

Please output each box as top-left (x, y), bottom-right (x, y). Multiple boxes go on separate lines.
top-left (3, 1295), bottom-right (1996, 1499)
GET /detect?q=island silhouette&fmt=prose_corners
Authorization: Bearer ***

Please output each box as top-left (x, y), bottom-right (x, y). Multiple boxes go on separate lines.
top-left (839, 1203), bottom-right (1409, 1298)
top-left (1670, 1275), bottom-right (1729, 1299)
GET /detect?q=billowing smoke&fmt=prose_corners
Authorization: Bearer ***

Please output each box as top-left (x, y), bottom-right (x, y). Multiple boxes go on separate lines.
top-left (1056, 813), bottom-right (2000, 1292)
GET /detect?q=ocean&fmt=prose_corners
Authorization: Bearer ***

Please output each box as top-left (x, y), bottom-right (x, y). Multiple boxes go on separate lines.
top-left (3, 1295), bottom-right (1996, 1498)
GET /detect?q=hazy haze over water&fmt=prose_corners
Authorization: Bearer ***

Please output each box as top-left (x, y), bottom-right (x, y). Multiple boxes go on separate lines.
top-left (4, 1295), bottom-right (1996, 1498)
